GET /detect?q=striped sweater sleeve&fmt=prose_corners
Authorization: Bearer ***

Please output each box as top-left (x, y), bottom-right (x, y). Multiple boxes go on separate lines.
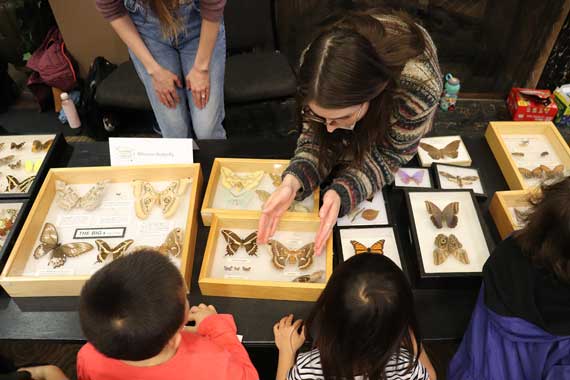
top-left (328, 56), bottom-right (442, 216)
top-left (283, 123), bottom-right (338, 201)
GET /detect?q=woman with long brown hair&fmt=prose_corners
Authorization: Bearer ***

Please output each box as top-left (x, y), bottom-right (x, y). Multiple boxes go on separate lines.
top-left (96, 0), bottom-right (226, 139)
top-left (257, 10), bottom-right (442, 252)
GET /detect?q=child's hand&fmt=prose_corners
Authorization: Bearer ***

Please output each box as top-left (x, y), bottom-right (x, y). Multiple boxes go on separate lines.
top-left (18, 365), bottom-right (68, 380)
top-left (186, 303), bottom-right (217, 332)
top-left (274, 314), bottom-right (305, 356)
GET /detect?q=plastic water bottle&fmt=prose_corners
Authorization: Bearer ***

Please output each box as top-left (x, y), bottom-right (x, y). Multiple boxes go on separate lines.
top-left (60, 92), bottom-right (81, 129)
top-left (440, 73), bottom-right (460, 111)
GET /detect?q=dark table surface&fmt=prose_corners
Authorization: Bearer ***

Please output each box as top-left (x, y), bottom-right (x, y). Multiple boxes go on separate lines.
top-left (0, 136), bottom-right (508, 344)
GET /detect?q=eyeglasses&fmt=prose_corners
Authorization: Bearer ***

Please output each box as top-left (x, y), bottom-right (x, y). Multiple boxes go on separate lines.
top-left (301, 104), bottom-right (364, 130)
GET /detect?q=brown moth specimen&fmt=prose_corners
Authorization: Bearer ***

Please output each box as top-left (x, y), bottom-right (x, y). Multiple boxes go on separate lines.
top-left (439, 171), bottom-right (479, 188)
top-left (433, 233), bottom-right (469, 265)
top-left (419, 140), bottom-right (460, 160)
top-left (95, 239), bottom-right (134, 263)
top-left (31, 139), bottom-right (53, 152)
top-left (425, 201), bottom-right (459, 229)
top-left (268, 240), bottom-right (315, 270)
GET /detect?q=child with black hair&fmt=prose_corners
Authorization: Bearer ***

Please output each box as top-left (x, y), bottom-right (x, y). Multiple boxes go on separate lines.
top-left (274, 253), bottom-right (436, 380)
top-left (77, 250), bottom-right (258, 380)
top-left (449, 177), bottom-right (570, 379)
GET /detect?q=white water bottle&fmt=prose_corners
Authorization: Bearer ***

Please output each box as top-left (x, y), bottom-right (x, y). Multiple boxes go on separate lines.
top-left (60, 92), bottom-right (81, 129)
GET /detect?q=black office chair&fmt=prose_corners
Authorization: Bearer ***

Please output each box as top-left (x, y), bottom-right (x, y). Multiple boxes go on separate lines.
top-left (223, 0), bottom-right (297, 137)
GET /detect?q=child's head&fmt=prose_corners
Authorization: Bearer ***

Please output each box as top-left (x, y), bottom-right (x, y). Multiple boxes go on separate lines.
top-left (516, 176), bottom-right (570, 283)
top-left (306, 253), bottom-right (420, 379)
top-left (79, 250), bottom-right (188, 361)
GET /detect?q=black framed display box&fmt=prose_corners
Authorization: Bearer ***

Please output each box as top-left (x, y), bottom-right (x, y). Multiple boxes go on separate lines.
top-left (432, 163), bottom-right (487, 198)
top-left (392, 167), bottom-right (434, 190)
top-left (0, 199), bottom-right (28, 272)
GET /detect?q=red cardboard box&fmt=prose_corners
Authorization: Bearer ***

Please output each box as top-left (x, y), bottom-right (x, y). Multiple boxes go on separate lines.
top-left (507, 88), bottom-right (558, 121)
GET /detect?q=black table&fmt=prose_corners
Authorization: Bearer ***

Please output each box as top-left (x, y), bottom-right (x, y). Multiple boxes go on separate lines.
top-left (0, 136), bottom-right (508, 344)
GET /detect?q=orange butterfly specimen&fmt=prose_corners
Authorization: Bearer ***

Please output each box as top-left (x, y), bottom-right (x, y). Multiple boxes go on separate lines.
top-left (425, 201), bottom-right (459, 229)
top-left (268, 240), bottom-right (315, 270)
top-left (419, 140), bottom-right (461, 160)
top-left (350, 239), bottom-right (385, 255)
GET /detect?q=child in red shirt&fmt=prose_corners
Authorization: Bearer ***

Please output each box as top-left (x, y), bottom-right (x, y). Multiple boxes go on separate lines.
top-left (76, 250), bottom-right (258, 380)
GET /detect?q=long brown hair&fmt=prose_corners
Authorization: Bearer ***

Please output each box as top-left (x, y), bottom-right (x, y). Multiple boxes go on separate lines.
top-left (515, 177), bottom-right (570, 284)
top-left (140, 0), bottom-right (183, 40)
top-left (305, 253), bottom-right (422, 380)
top-left (298, 10), bottom-right (428, 173)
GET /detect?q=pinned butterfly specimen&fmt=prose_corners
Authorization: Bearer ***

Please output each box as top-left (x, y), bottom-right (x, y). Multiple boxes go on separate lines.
top-left (5, 175), bottom-right (35, 192)
top-left (269, 173), bottom-right (282, 187)
top-left (33, 223), bottom-right (94, 268)
top-left (220, 167), bottom-right (264, 197)
top-left (10, 142), bottom-right (25, 150)
top-left (220, 229), bottom-right (258, 256)
top-left (293, 270), bottom-right (325, 283)
top-left (31, 139), bottom-right (53, 152)
top-left (55, 180), bottom-right (108, 211)
top-left (133, 228), bottom-right (184, 257)
top-left (256, 190), bottom-right (309, 212)
top-left (397, 169), bottom-right (425, 185)
top-left (95, 239), bottom-right (134, 263)
top-left (511, 152), bottom-right (524, 158)
top-left (8, 160), bottom-right (21, 170)
top-left (224, 266), bottom-right (232, 271)
top-left (350, 239), bottom-right (385, 255)
top-left (132, 178), bottom-right (191, 219)
top-left (519, 165), bottom-right (564, 179)
top-left (541, 151), bottom-right (549, 157)
top-left (0, 155), bottom-right (15, 166)
top-left (438, 171), bottom-right (479, 188)
top-left (242, 266), bottom-right (251, 271)
top-left (419, 140), bottom-right (461, 160)
top-left (433, 233), bottom-right (469, 265)
top-left (24, 159), bottom-right (42, 173)
top-left (268, 240), bottom-right (315, 270)
top-left (425, 201), bottom-right (459, 229)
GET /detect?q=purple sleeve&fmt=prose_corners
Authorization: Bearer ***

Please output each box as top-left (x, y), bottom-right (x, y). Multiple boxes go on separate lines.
top-left (95, 0), bottom-right (127, 22)
top-left (200, 0), bottom-right (226, 22)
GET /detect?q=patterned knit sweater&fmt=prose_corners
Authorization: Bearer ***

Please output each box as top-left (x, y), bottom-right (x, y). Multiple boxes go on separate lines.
top-left (283, 15), bottom-right (442, 217)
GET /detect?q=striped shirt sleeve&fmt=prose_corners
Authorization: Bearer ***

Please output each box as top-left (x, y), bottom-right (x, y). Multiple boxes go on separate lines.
top-left (287, 348), bottom-right (430, 380)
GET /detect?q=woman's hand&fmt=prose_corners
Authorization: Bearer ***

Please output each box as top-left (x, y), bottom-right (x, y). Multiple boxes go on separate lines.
top-left (274, 314), bottom-right (305, 355)
top-left (314, 190), bottom-right (341, 255)
top-left (186, 66), bottom-right (210, 109)
top-left (257, 175), bottom-right (301, 244)
top-left (149, 65), bottom-right (182, 109)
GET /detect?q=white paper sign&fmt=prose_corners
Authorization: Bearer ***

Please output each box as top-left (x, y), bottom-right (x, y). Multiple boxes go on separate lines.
top-left (109, 138), bottom-right (195, 166)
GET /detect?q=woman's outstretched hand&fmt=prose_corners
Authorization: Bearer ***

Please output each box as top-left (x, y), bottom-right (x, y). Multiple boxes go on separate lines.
top-left (314, 190), bottom-right (341, 255)
top-left (257, 175), bottom-right (301, 244)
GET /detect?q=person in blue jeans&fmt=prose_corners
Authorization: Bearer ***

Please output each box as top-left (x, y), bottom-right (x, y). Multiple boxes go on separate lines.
top-left (96, 0), bottom-right (227, 139)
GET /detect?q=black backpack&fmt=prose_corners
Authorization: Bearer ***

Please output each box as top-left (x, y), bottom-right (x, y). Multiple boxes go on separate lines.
top-left (0, 62), bottom-right (19, 114)
top-left (79, 56), bottom-right (117, 139)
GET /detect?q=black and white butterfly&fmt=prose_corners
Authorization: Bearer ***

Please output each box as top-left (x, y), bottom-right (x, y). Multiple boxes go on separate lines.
top-left (220, 230), bottom-right (258, 256)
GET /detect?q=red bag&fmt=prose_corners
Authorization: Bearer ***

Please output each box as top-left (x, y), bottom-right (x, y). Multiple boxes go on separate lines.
top-left (27, 27), bottom-right (77, 91)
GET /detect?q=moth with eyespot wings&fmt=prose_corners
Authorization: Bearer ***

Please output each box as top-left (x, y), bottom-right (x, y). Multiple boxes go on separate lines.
top-left (350, 240), bottom-right (385, 255)
top-left (425, 201), bottom-right (459, 229)
top-left (221, 229), bottom-right (258, 256)
top-left (220, 167), bottom-right (264, 197)
top-left (31, 139), bottom-right (53, 152)
top-left (95, 239), bottom-right (134, 263)
top-left (55, 180), bottom-right (108, 211)
top-left (268, 240), bottom-right (315, 270)
top-left (419, 140), bottom-right (461, 160)
top-left (132, 178), bottom-right (191, 219)
top-left (33, 223), bottom-right (94, 268)
top-left (433, 234), bottom-right (469, 265)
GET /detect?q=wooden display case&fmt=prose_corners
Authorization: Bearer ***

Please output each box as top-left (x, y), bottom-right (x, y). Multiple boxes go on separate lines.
top-left (199, 213), bottom-right (333, 301)
top-left (485, 121), bottom-right (570, 190)
top-left (201, 158), bottom-right (320, 226)
top-left (0, 164), bottom-right (202, 297)
top-left (489, 190), bottom-right (534, 239)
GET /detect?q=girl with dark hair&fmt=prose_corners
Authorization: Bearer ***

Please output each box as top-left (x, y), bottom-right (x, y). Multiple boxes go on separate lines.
top-left (258, 11), bottom-right (442, 253)
top-left (96, 0), bottom-right (226, 139)
top-left (274, 254), bottom-right (436, 380)
top-left (449, 177), bottom-right (570, 379)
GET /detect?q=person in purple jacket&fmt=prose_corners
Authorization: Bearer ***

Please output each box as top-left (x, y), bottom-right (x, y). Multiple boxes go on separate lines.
top-left (449, 177), bottom-right (570, 380)
top-left (95, 0), bottom-right (227, 139)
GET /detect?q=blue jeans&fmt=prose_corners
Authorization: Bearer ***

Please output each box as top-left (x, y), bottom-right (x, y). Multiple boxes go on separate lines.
top-left (125, 0), bottom-right (226, 139)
